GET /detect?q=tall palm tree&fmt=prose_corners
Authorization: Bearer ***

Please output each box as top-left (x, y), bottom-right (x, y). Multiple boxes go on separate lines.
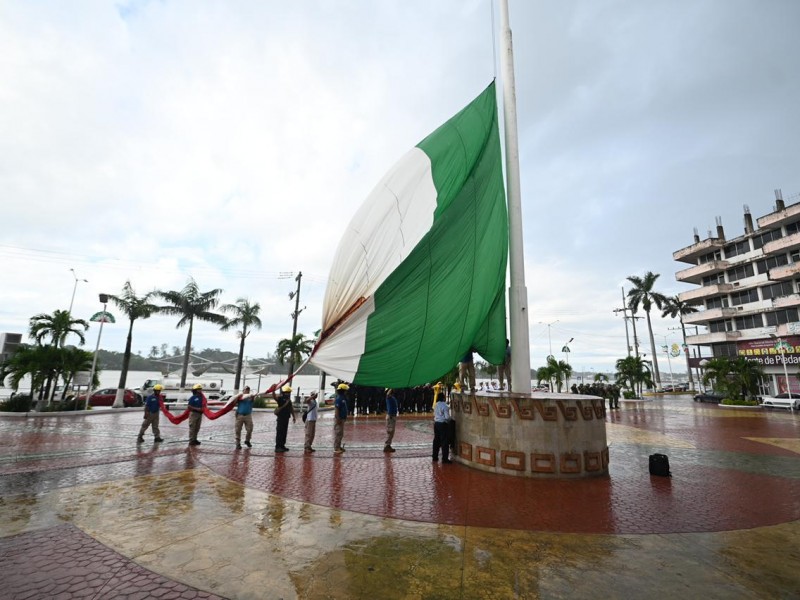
top-left (275, 333), bottom-right (313, 378)
top-left (661, 295), bottom-right (699, 392)
top-left (627, 271), bottom-right (668, 391)
top-left (220, 298), bottom-right (262, 392)
top-left (157, 279), bottom-right (226, 388)
top-left (29, 310), bottom-right (89, 348)
top-left (109, 281), bottom-right (160, 407)
top-left (702, 356), bottom-right (764, 402)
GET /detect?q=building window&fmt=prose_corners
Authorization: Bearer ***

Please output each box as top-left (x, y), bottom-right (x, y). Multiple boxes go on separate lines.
top-left (735, 314), bottom-right (763, 330)
top-left (752, 229), bottom-right (782, 249)
top-left (730, 288), bottom-right (759, 306)
top-left (761, 281), bottom-right (795, 300)
top-left (702, 273), bottom-right (725, 286)
top-left (755, 254), bottom-right (789, 274)
top-left (765, 308), bottom-right (799, 326)
top-left (712, 343), bottom-right (738, 358)
top-left (786, 221), bottom-right (800, 235)
top-left (709, 320), bottom-right (732, 333)
top-left (724, 239), bottom-right (751, 259)
top-left (698, 250), bottom-right (721, 264)
top-left (706, 297), bottom-right (729, 310)
top-left (727, 263), bottom-right (754, 282)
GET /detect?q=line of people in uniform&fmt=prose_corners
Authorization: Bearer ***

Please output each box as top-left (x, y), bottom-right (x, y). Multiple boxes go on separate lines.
top-left (137, 381), bottom-right (455, 463)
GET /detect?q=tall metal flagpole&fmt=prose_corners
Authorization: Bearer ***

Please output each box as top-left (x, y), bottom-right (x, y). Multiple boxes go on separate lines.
top-left (500, 0), bottom-right (531, 395)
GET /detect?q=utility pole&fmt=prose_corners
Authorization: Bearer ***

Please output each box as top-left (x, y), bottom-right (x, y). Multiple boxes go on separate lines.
top-left (287, 271), bottom-right (305, 377)
top-left (614, 287), bottom-right (642, 357)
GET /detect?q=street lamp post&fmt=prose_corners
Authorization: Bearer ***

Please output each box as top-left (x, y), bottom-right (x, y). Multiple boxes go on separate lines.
top-left (68, 268), bottom-right (88, 315)
top-left (84, 294), bottom-right (109, 411)
top-left (540, 320), bottom-right (559, 357)
top-left (561, 338), bottom-right (573, 389)
top-left (769, 334), bottom-right (792, 399)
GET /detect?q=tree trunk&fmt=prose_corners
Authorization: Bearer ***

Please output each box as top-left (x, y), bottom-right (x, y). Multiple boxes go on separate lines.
top-left (114, 319), bottom-right (135, 408)
top-left (180, 318), bottom-right (194, 388)
top-left (234, 327), bottom-right (247, 392)
top-left (645, 310), bottom-right (662, 390)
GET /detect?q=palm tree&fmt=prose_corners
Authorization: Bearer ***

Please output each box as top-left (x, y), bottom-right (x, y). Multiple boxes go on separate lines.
top-left (275, 333), bottom-right (313, 378)
top-left (661, 295), bottom-right (699, 392)
top-left (536, 356), bottom-right (572, 392)
top-left (614, 355), bottom-right (653, 398)
top-left (220, 298), bottom-right (262, 392)
top-left (109, 282), bottom-right (160, 407)
top-left (59, 346), bottom-right (95, 400)
top-left (627, 272), bottom-right (668, 391)
top-left (29, 309), bottom-right (89, 348)
top-left (593, 372), bottom-right (609, 382)
top-left (0, 344), bottom-right (65, 410)
top-left (702, 356), bottom-right (764, 402)
top-left (157, 279), bottom-right (226, 388)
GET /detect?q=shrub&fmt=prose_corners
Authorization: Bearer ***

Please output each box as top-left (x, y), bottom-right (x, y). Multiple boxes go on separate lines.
top-left (0, 393), bottom-right (34, 412)
top-left (253, 396), bottom-right (268, 409)
top-left (720, 398), bottom-right (759, 407)
top-left (622, 390), bottom-right (637, 399)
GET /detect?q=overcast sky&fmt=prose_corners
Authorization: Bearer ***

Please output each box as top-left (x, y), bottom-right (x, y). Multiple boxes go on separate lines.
top-left (1, 0), bottom-right (798, 378)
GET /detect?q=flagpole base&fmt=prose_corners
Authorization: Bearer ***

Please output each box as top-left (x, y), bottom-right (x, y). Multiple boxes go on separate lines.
top-left (451, 392), bottom-right (609, 478)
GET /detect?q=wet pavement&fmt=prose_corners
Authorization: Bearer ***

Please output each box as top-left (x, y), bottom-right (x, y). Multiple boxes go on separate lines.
top-left (1, 396), bottom-right (798, 599)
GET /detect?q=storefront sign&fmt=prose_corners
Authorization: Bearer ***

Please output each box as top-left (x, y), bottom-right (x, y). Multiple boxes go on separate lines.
top-left (737, 336), bottom-right (800, 366)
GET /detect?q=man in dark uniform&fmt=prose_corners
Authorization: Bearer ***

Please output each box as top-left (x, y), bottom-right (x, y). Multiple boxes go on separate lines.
top-left (272, 384), bottom-right (296, 452)
top-left (137, 384), bottom-right (164, 444)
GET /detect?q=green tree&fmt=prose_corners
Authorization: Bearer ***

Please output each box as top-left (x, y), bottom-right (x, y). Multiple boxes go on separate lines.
top-left (702, 356), bottom-right (764, 402)
top-left (614, 355), bottom-right (653, 398)
top-left (593, 372), bottom-right (609, 382)
top-left (157, 279), bottom-right (226, 388)
top-left (29, 309), bottom-right (89, 348)
top-left (535, 356), bottom-right (572, 392)
top-left (276, 333), bottom-right (313, 378)
top-left (661, 295), bottom-right (699, 392)
top-left (109, 281), bottom-right (160, 406)
top-left (220, 298), bottom-right (263, 391)
top-left (59, 346), bottom-right (95, 400)
top-left (627, 271), bottom-right (668, 391)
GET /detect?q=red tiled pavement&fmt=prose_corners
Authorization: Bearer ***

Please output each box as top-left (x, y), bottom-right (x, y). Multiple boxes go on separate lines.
top-left (1, 399), bottom-right (799, 536)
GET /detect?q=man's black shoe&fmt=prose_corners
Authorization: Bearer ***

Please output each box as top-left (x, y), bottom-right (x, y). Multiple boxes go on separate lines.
top-left (442, 459), bottom-right (453, 464)
top-left (275, 447), bottom-right (287, 453)
top-left (244, 441), bottom-right (252, 448)
top-left (154, 438), bottom-right (164, 443)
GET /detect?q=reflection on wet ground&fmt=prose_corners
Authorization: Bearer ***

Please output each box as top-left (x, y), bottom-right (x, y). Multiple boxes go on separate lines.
top-left (1, 397), bottom-right (799, 598)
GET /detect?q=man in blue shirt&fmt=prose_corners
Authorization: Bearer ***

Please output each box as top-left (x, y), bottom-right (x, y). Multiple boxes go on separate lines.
top-left (187, 384), bottom-right (205, 446)
top-left (137, 384), bottom-right (164, 444)
top-left (234, 386), bottom-right (254, 449)
top-left (384, 388), bottom-right (398, 453)
top-left (433, 391), bottom-right (452, 463)
top-left (333, 383), bottom-right (349, 454)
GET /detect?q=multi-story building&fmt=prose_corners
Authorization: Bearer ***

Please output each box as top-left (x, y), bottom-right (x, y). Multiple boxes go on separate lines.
top-left (673, 189), bottom-right (800, 395)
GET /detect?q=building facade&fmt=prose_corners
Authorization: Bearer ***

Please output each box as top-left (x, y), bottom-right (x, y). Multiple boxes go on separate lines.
top-left (673, 190), bottom-right (800, 395)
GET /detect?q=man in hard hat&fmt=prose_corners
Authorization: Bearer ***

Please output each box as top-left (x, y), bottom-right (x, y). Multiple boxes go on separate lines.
top-left (233, 386), bottom-right (254, 449)
top-left (137, 384), bottom-right (165, 444)
top-left (303, 391), bottom-right (319, 454)
top-left (272, 384), bottom-right (296, 453)
top-left (187, 384), bottom-right (205, 446)
top-left (333, 383), bottom-right (349, 454)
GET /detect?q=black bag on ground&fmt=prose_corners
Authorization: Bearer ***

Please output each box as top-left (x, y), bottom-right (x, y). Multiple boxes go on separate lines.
top-left (649, 453), bottom-right (671, 477)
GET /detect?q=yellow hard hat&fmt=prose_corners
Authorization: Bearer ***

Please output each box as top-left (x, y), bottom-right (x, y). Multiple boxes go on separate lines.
top-left (281, 385), bottom-right (292, 393)
top-left (192, 384), bottom-right (203, 390)
top-left (153, 384), bottom-right (164, 391)
top-left (337, 383), bottom-right (349, 390)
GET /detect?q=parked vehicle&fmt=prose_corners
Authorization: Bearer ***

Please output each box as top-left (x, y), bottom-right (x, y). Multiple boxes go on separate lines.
top-left (769, 393), bottom-right (800, 410)
top-left (77, 388), bottom-right (142, 407)
top-left (693, 391), bottom-right (725, 403)
top-left (135, 377), bottom-right (225, 403)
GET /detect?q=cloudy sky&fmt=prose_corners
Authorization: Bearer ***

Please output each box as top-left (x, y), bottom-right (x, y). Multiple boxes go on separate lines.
top-left (1, 0), bottom-right (798, 378)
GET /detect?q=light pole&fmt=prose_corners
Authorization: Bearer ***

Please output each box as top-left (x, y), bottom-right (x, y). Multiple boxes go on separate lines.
top-left (68, 268), bottom-right (88, 315)
top-left (660, 334), bottom-right (675, 389)
top-left (561, 338), bottom-right (573, 389)
top-left (84, 293), bottom-right (110, 410)
top-left (769, 334), bottom-right (792, 399)
top-left (539, 320), bottom-right (558, 357)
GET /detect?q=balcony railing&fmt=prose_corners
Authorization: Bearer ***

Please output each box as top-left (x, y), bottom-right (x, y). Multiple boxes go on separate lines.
top-left (756, 201), bottom-right (800, 229)
top-left (673, 238), bottom-right (726, 264)
top-left (685, 331), bottom-right (742, 345)
top-left (763, 231), bottom-right (800, 256)
top-left (675, 260), bottom-right (729, 284)
top-left (772, 294), bottom-right (800, 309)
top-left (683, 307), bottom-right (739, 325)
top-left (769, 262), bottom-right (800, 281)
top-left (678, 283), bottom-right (734, 303)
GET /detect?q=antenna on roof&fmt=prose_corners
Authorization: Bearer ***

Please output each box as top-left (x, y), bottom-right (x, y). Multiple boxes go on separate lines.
top-left (693, 226), bottom-right (700, 243)
top-left (743, 204), bottom-right (754, 234)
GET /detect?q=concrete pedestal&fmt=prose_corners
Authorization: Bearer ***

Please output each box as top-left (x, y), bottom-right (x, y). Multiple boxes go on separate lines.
top-left (451, 391), bottom-right (608, 478)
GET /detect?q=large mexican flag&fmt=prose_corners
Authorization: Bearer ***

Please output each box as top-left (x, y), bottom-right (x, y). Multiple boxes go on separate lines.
top-left (310, 81), bottom-right (508, 387)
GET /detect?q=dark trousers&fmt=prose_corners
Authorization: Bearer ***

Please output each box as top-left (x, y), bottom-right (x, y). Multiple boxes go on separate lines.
top-left (433, 421), bottom-right (450, 461)
top-left (275, 417), bottom-right (290, 449)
